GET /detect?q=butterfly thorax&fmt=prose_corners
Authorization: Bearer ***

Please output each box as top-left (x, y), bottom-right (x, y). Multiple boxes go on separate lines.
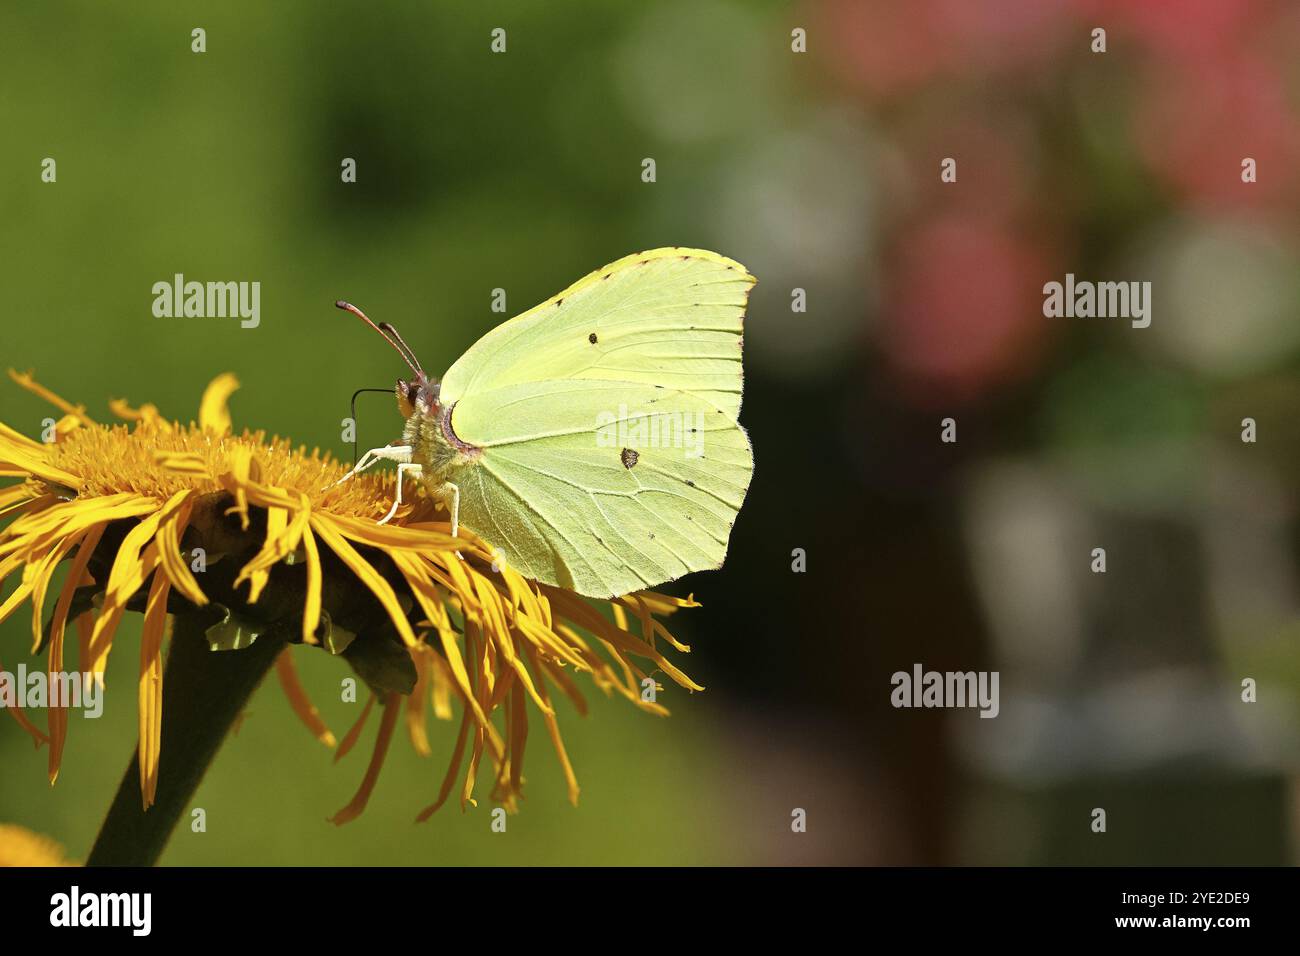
top-left (403, 400), bottom-right (480, 483)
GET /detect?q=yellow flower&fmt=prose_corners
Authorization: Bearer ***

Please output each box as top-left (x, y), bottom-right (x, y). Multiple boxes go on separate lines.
top-left (0, 370), bottom-right (700, 823)
top-left (0, 823), bottom-right (77, 866)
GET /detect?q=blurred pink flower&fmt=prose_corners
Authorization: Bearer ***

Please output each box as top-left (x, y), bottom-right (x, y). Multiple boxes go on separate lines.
top-left (898, 114), bottom-right (1038, 224)
top-left (1133, 50), bottom-right (1300, 210)
top-left (882, 215), bottom-right (1054, 402)
top-left (1091, 0), bottom-right (1261, 61)
top-left (818, 0), bottom-right (1078, 98)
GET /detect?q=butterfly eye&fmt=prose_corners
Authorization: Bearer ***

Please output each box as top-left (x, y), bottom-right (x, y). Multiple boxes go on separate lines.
top-left (395, 378), bottom-right (417, 417)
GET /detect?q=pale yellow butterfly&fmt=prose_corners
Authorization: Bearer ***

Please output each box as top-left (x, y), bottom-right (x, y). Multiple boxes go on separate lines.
top-left (334, 248), bottom-right (754, 598)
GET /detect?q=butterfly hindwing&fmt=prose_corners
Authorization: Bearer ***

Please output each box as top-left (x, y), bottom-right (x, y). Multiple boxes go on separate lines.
top-left (448, 380), bottom-right (752, 597)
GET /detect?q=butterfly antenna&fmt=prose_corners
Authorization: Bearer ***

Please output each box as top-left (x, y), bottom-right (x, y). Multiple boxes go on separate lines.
top-left (335, 300), bottom-right (422, 376)
top-left (377, 322), bottom-right (423, 375)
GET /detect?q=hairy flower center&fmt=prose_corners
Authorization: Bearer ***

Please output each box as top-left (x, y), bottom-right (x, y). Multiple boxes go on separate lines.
top-left (49, 423), bottom-right (398, 519)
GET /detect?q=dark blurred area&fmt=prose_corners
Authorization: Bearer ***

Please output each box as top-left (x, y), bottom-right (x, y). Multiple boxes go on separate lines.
top-left (1, 0), bottom-right (1298, 864)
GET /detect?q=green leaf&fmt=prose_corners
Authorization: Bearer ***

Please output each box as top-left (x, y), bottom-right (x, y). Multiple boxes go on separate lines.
top-left (315, 610), bottom-right (357, 656)
top-left (341, 628), bottom-right (417, 696)
top-left (202, 602), bottom-right (265, 652)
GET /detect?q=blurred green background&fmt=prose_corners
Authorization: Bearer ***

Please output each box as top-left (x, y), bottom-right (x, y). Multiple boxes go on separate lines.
top-left (2, 0), bottom-right (1299, 865)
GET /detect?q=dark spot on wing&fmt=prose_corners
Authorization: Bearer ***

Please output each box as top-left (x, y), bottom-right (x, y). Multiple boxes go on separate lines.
top-left (588, 332), bottom-right (598, 344)
top-left (685, 480), bottom-right (695, 487)
top-left (556, 297), bottom-right (564, 307)
top-left (620, 448), bottom-right (639, 469)
top-left (602, 273), bottom-right (611, 280)
top-left (648, 532), bottom-right (656, 540)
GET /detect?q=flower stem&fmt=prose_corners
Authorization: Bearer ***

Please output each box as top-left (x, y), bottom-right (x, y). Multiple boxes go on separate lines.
top-left (86, 614), bottom-right (287, 867)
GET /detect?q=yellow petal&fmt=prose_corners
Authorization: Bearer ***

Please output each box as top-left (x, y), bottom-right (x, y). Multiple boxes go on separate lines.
top-left (137, 567), bottom-right (172, 808)
top-left (299, 522), bottom-right (322, 644)
top-left (404, 643), bottom-right (432, 756)
top-left (46, 523), bottom-right (104, 784)
top-left (219, 445), bottom-right (257, 531)
top-left (433, 620), bottom-right (500, 754)
top-left (5, 494), bottom-right (156, 561)
top-left (234, 505), bottom-right (288, 604)
top-left (274, 647), bottom-right (336, 748)
top-left (29, 531), bottom-right (85, 653)
top-left (331, 514), bottom-right (460, 553)
top-left (0, 482), bottom-right (43, 513)
top-left (429, 653), bottom-right (454, 721)
top-left (155, 495), bottom-right (207, 607)
top-left (329, 693), bottom-right (400, 825)
top-left (88, 540), bottom-right (161, 681)
top-left (0, 656), bottom-right (49, 747)
top-left (507, 681), bottom-right (528, 798)
top-left (74, 611), bottom-right (93, 680)
top-left (109, 397), bottom-right (170, 430)
top-left (520, 643), bottom-right (579, 806)
top-left (101, 492), bottom-right (189, 606)
top-left (309, 514), bottom-right (416, 648)
top-left (335, 693), bottom-right (375, 763)
top-left (152, 450), bottom-right (208, 477)
top-left (198, 372), bottom-right (240, 434)
top-left (0, 419), bottom-right (46, 454)
top-left (415, 710), bottom-right (473, 821)
top-left (51, 414), bottom-right (83, 442)
top-left (6, 369), bottom-right (98, 427)
top-left (0, 439), bottom-right (82, 489)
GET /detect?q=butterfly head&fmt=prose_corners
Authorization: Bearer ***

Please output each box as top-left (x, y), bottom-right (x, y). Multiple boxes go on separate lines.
top-left (395, 372), bottom-right (440, 419)
top-left (335, 300), bottom-right (439, 420)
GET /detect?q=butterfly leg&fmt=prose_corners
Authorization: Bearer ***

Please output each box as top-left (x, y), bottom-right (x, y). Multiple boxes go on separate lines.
top-left (377, 462), bottom-right (423, 525)
top-left (431, 481), bottom-right (460, 537)
top-left (329, 444), bottom-right (412, 489)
